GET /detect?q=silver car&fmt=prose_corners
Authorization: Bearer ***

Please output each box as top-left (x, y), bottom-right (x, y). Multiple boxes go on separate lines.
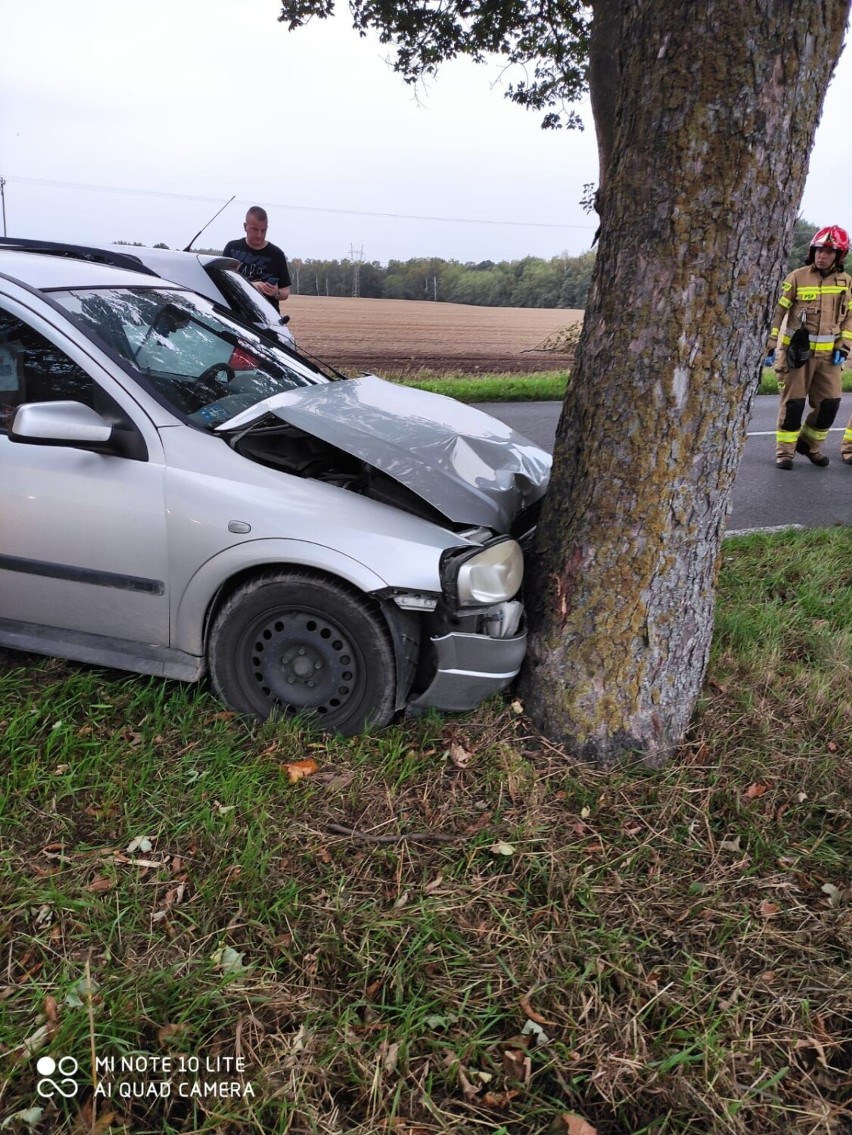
top-left (0, 250), bottom-right (550, 734)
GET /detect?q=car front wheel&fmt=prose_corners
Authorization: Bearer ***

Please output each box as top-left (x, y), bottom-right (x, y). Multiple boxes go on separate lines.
top-left (208, 571), bottom-right (397, 735)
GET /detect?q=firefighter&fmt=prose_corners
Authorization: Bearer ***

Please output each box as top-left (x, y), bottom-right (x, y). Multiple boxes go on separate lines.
top-left (764, 225), bottom-right (852, 469)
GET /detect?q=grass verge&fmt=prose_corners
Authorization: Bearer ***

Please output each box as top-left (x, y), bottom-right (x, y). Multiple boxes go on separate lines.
top-left (0, 528), bottom-right (850, 1134)
top-left (391, 368), bottom-right (852, 402)
top-left (392, 370), bottom-right (568, 402)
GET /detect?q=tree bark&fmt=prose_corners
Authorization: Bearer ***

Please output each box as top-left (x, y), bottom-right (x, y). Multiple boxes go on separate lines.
top-left (522, 0), bottom-right (851, 764)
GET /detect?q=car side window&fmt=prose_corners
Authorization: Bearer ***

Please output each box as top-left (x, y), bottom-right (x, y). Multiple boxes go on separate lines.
top-left (0, 309), bottom-right (95, 432)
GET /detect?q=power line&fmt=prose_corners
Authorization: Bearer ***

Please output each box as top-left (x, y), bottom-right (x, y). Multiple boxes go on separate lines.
top-left (3, 175), bottom-right (597, 233)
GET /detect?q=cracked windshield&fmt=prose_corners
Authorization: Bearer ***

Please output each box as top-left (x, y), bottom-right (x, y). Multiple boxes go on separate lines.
top-left (50, 287), bottom-right (327, 426)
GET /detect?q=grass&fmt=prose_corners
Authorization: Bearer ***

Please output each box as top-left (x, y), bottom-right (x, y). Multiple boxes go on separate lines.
top-left (393, 370), bottom-right (569, 402)
top-left (1, 528), bottom-right (851, 1134)
top-left (391, 367), bottom-right (852, 402)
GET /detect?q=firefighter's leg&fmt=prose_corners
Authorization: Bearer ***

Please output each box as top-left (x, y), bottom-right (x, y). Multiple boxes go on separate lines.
top-left (775, 363), bottom-right (808, 468)
top-left (842, 412), bottom-right (852, 465)
top-left (798, 355), bottom-right (841, 466)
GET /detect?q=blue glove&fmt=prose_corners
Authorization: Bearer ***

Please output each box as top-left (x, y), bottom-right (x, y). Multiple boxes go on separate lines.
top-left (832, 349), bottom-right (846, 366)
top-left (764, 350), bottom-right (775, 367)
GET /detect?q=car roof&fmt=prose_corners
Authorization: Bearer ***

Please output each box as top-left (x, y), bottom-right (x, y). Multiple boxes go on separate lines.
top-left (105, 245), bottom-right (235, 304)
top-left (0, 248), bottom-right (188, 291)
top-left (0, 237), bottom-right (237, 303)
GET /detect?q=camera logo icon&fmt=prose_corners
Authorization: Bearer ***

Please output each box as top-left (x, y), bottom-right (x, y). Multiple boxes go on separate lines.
top-left (35, 1055), bottom-right (79, 1099)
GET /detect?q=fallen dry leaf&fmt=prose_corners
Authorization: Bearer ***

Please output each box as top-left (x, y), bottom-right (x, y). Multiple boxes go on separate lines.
top-left (126, 835), bottom-right (154, 854)
top-left (559, 1114), bottom-right (598, 1135)
top-left (381, 1040), bottom-right (400, 1074)
top-left (502, 1048), bottom-right (531, 1083)
top-left (821, 883), bottom-right (841, 906)
top-left (86, 876), bottom-right (115, 893)
top-left (759, 901), bottom-right (780, 918)
top-left (156, 881), bottom-right (188, 917)
top-left (282, 758), bottom-right (320, 783)
top-left (519, 991), bottom-right (556, 1027)
top-left (43, 996), bottom-right (59, 1030)
top-left (743, 783), bottom-right (768, 799)
top-left (483, 1089), bottom-right (520, 1108)
top-left (457, 1064), bottom-right (481, 1100)
top-left (74, 1098), bottom-right (116, 1133)
top-left (448, 742), bottom-right (474, 768)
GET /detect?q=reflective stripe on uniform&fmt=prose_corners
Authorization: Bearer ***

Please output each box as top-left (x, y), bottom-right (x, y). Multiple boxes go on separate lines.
top-left (795, 285), bottom-right (848, 298)
top-left (779, 333), bottom-right (836, 350)
top-left (776, 429), bottom-right (800, 444)
top-left (801, 424), bottom-right (830, 443)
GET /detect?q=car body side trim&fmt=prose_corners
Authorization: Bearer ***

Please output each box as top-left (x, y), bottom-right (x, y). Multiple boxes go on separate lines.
top-left (0, 554), bottom-right (165, 595)
top-left (0, 617), bottom-right (203, 680)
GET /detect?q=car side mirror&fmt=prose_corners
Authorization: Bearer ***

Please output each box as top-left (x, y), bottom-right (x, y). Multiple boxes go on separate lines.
top-left (9, 401), bottom-right (115, 449)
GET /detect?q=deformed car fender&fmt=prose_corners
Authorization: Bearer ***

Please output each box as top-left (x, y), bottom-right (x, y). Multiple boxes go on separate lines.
top-left (173, 537), bottom-right (413, 657)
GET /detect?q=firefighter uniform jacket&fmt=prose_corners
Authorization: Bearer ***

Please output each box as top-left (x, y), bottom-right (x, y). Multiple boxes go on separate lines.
top-left (767, 264), bottom-right (852, 363)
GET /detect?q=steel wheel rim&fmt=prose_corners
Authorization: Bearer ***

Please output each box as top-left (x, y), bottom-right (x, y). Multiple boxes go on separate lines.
top-left (239, 606), bottom-right (365, 718)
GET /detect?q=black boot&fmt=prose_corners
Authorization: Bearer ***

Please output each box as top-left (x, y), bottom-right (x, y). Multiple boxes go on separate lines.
top-left (795, 437), bottom-right (830, 466)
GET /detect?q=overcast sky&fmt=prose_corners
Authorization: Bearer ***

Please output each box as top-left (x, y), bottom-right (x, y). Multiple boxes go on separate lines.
top-left (1, 0), bottom-right (851, 266)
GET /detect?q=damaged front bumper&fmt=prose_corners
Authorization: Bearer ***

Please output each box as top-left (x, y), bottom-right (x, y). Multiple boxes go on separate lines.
top-left (408, 608), bottom-right (528, 713)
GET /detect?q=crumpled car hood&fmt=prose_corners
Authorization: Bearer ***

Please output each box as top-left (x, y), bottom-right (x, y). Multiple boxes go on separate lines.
top-left (223, 375), bottom-right (551, 531)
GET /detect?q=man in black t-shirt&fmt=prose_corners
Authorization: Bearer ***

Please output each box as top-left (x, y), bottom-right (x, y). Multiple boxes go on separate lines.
top-left (223, 206), bottom-right (291, 310)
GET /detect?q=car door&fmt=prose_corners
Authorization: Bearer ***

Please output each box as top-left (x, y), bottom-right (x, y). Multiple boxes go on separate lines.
top-left (0, 297), bottom-right (171, 649)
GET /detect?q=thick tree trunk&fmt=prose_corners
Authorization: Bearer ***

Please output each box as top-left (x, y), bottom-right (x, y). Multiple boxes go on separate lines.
top-left (522, 0), bottom-right (851, 764)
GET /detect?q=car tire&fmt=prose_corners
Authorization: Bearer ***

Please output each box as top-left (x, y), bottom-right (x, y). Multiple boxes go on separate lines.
top-left (208, 571), bottom-right (397, 735)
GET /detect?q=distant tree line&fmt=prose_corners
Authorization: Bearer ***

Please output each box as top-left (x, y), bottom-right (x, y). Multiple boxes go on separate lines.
top-left (284, 252), bottom-right (596, 309)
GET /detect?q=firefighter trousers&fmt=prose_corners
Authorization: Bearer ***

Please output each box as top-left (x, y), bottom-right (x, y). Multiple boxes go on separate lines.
top-left (842, 412), bottom-right (852, 462)
top-left (775, 355), bottom-right (842, 460)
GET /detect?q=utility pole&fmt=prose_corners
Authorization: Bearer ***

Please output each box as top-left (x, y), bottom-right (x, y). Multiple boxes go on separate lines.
top-left (349, 244), bottom-right (364, 297)
top-left (0, 178), bottom-right (7, 237)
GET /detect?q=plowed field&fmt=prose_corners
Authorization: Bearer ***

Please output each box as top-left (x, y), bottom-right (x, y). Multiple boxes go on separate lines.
top-left (283, 295), bottom-right (582, 376)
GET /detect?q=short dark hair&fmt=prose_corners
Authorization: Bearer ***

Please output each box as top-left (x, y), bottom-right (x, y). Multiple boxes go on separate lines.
top-left (246, 206), bottom-right (268, 224)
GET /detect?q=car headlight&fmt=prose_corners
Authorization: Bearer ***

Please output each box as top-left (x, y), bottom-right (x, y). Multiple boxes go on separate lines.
top-left (441, 537), bottom-right (524, 607)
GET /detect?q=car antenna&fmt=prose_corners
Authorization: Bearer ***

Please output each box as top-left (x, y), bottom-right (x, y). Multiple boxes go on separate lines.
top-left (183, 195), bottom-right (235, 252)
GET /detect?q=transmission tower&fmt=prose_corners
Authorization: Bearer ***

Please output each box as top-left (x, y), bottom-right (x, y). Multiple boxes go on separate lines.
top-left (349, 244), bottom-right (365, 297)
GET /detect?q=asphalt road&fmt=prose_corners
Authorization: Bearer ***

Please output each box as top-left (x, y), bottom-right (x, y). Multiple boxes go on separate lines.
top-left (474, 394), bottom-right (852, 534)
